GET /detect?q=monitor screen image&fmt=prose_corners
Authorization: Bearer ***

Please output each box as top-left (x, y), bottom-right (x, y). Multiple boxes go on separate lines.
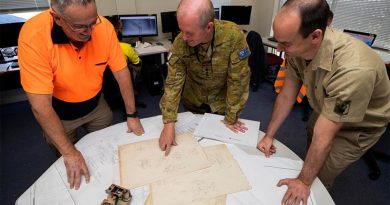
top-left (161, 11), bottom-right (179, 33)
top-left (343, 29), bottom-right (377, 47)
top-left (119, 14), bottom-right (158, 37)
top-left (0, 22), bottom-right (24, 48)
top-left (220, 5), bottom-right (252, 25)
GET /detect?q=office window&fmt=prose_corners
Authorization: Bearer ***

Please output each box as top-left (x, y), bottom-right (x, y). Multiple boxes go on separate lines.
top-left (0, 0), bottom-right (49, 14)
top-left (278, 0), bottom-right (389, 50)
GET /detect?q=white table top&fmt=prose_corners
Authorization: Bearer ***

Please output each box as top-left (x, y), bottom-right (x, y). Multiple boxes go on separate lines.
top-left (16, 113), bottom-right (334, 205)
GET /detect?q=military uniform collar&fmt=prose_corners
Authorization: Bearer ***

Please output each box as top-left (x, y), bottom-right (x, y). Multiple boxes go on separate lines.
top-left (307, 27), bottom-right (335, 72)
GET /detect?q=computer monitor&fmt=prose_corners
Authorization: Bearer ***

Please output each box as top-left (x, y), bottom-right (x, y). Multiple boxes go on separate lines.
top-left (0, 22), bottom-right (24, 48)
top-left (214, 8), bottom-right (220, 20)
top-left (119, 14), bottom-right (158, 41)
top-left (343, 29), bottom-right (377, 47)
top-left (161, 11), bottom-right (180, 43)
top-left (220, 5), bottom-right (252, 25)
top-left (161, 11), bottom-right (179, 34)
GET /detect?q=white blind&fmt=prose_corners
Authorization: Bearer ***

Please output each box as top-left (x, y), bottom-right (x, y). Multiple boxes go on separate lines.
top-left (332, 0), bottom-right (389, 50)
top-left (278, 0), bottom-right (389, 50)
top-left (0, 0), bottom-right (50, 13)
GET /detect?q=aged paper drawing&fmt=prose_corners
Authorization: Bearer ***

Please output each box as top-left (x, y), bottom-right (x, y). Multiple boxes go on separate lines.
top-left (119, 132), bottom-right (211, 189)
top-left (150, 144), bottom-right (251, 205)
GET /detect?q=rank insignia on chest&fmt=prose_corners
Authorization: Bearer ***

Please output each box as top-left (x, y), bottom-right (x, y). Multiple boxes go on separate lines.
top-left (239, 48), bottom-right (249, 60)
top-left (334, 98), bottom-right (351, 115)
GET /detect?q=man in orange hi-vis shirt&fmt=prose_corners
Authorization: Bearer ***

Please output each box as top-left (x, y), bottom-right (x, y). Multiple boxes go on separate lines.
top-left (18, 0), bottom-right (144, 190)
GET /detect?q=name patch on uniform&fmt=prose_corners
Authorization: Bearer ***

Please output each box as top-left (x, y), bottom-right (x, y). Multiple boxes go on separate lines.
top-left (334, 98), bottom-right (351, 115)
top-left (239, 48), bottom-right (249, 60)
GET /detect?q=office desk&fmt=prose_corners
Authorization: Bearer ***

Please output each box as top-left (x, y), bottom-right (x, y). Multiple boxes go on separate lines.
top-left (261, 36), bottom-right (278, 49)
top-left (16, 113), bottom-right (334, 205)
top-left (133, 40), bottom-right (171, 65)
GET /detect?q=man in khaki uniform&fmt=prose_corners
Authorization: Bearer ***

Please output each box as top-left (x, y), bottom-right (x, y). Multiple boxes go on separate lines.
top-left (159, 0), bottom-right (250, 155)
top-left (257, 0), bottom-right (390, 204)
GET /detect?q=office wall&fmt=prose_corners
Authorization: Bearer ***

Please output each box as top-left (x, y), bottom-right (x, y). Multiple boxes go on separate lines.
top-left (96, 0), bottom-right (276, 40)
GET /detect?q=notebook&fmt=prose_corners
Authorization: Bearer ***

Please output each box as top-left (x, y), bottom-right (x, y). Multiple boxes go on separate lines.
top-left (343, 29), bottom-right (377, 47)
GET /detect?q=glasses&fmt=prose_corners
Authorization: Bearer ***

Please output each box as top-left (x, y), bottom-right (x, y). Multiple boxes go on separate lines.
top-left (60, 14), bottom-right (102, 32)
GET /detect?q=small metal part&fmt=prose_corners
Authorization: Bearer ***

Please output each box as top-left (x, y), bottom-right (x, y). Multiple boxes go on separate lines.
top-left (101, 184), bottom-right (132, 205)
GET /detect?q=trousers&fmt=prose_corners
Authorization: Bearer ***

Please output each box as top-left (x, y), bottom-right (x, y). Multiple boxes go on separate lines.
top-left (307, 112), bottom-right (385, 189)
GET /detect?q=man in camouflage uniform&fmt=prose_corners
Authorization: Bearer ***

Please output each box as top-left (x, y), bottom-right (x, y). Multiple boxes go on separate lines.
top-left (159, 0), bottom-right (251, 155)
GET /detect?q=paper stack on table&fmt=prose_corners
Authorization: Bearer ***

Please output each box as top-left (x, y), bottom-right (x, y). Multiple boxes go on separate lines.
top-left (194, 113), bottom-right (260, 147)
top-left (118, 133), bottom-right (251, 205)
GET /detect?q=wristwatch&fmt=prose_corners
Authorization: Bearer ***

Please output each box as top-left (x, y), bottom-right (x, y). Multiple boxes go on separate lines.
top-left (126, 111), bottom-right (138, 118)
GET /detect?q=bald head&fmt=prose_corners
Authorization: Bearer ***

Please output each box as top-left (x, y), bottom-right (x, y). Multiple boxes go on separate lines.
top-left (278, 0), bottom-right (330, 38)
top-left (177, 0), bottom-right (214, 28)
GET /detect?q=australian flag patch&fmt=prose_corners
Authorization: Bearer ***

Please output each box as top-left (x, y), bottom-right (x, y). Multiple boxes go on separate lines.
top-left (239, 48), bottom-right (249, 60)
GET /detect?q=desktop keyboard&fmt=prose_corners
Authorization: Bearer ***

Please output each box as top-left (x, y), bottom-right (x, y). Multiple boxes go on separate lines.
top-left (10, 61), bottom-right (19, 68)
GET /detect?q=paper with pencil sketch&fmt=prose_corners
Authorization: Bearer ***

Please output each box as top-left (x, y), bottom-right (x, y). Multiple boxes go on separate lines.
top-left (150, 144), bottom-right (251, 205)
top-left (118, 132), bottom-right (211, 189)
top-left (194, 113), bottom-right (260, 147)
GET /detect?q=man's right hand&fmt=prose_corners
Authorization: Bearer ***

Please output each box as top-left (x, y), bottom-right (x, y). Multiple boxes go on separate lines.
top-left (257, 134), bottom-right (276, 157)
top-left (159, 122), bottom-right (177, 156)
top-left (62, 149), bottom-right (90, 190)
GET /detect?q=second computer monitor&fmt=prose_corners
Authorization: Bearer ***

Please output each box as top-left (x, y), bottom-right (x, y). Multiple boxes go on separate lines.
top-left (119, 14), bottom-right (158, 38)
top-left (220, 5), bottom-right (252, 25)
top-left (161, 11), bottom-right (179, 34)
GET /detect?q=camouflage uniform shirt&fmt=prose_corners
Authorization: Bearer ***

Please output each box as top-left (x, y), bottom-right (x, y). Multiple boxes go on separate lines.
top-left (160, 20), bottom-right (251, 124)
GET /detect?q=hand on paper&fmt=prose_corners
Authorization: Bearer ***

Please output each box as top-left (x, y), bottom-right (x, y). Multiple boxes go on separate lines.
top-left (257, 134), bottom-right (276, 157)
top-left (159, 122), bottom-right (177, 156)
top-left (277, 178), bottom-right (310, 205)
top-left (222, 119), bottom-right (248, 133)
top-left (127, 117), bottom-right (145, 136)
top-left (62, 149), bottom-right (90, 190)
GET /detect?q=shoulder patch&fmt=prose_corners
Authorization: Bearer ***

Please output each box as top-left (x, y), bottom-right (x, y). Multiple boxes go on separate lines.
top-left (334, 98), bottom-right (351, 115)
top-left (239, 48), bottom-right (249, 60)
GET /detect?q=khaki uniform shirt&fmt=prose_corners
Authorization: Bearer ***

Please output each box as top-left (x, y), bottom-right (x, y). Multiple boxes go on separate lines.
top-left (160, 20), bottom-right (250, 124)
top-left (286, 28), bottom-right (390, 128)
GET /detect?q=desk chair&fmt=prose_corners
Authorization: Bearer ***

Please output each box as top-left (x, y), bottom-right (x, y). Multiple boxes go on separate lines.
top-left (102, 63), bottom-right (146, 120)
top-left (265, 53), bottom-right (283, 84)
top-left (246, 30), bottom-right (267, 92)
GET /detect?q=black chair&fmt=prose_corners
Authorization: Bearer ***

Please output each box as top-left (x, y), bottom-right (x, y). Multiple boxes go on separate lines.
top-left (246, 31), bottom-right (267, 92)
top-left (102, 63), bottom-right (146, 120)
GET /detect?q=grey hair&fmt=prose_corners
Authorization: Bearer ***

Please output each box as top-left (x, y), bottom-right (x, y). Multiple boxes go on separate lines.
top-left (177, 0), bottom-right (214, 28)
top-left (199, 0), bottom-right (214, 27)
top-left (51, 0), bottom-right (96, 14)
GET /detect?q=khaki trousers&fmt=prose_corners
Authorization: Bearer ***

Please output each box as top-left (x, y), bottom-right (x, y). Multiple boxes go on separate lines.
top-left (45, 96), bottom-right (113, 151)
top-left (307, 112), bottom-right (385, 190)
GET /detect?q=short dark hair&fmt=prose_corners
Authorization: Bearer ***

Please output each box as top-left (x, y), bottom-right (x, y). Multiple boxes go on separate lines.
top-left (283, 0), bottom-right (330, 38)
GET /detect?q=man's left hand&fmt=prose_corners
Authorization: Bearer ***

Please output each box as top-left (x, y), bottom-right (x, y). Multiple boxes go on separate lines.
top-left (127, 118), bottom-right (144, 135)
top-left (277, 178), bottom-right (310, 205)
top-left (221, 119), bottom-right (248, 133)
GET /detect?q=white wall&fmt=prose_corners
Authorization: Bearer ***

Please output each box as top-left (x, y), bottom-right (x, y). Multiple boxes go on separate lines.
top-left (95, 0), bottom-right (276, 40)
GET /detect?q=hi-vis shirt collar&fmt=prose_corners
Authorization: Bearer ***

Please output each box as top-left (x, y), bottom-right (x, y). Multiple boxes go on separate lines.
top-left (308, 27), bottom-right (336, 72)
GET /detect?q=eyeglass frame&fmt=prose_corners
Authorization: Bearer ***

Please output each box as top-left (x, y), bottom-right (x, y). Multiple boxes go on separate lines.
top-left (52, 8), bottom-right (102, 32)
